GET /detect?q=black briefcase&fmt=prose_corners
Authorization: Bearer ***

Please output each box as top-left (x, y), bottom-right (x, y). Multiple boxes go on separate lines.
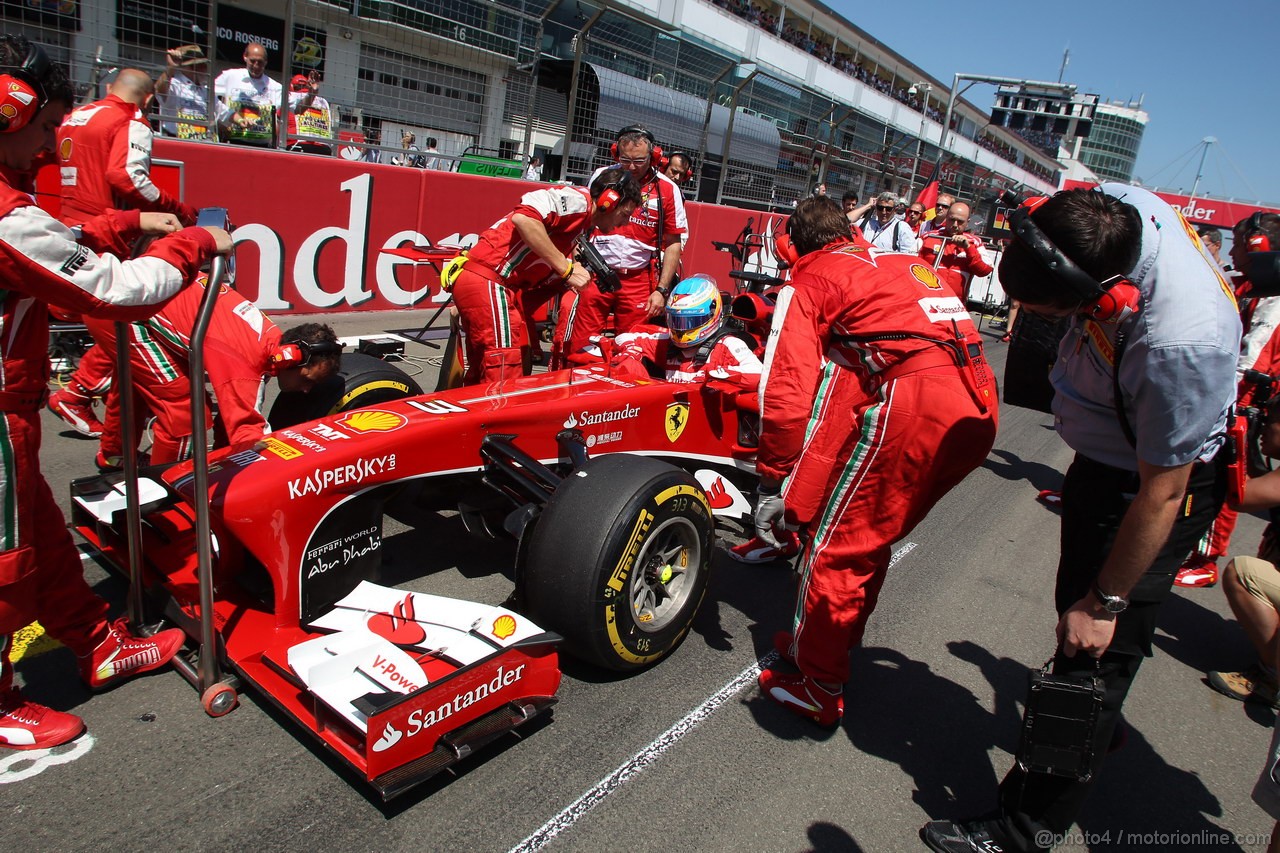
top-left (1014, 660), bottom-right (1105, 782)
top-left (1002, 311), bottom-right (1070, 414)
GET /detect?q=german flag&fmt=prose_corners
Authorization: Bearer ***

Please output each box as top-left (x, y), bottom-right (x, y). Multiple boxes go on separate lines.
top-left (916, 181), bottom-right (940, 222)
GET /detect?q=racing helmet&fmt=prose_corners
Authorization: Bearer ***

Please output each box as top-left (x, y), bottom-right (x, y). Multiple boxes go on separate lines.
top-left (666, 275), bottom-right (724, 348)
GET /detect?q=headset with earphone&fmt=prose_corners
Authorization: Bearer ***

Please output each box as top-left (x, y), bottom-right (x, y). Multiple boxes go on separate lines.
top-left (591, 168), bottom-right (636, 211)
top-left (1245, 211), bottom-right (1273, 253)
top-left (0, 41), bottom-right (50, 134)
top-left (271, 338), bottom-right (343, 370)
top-left (610, 124), bottom-right (664, 170)
top-left (1008, 198), bottom-right (1141, 324)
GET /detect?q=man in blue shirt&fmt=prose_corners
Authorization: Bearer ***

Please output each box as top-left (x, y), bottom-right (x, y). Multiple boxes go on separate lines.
top-left (922, 185), bottom-right (1241, 852)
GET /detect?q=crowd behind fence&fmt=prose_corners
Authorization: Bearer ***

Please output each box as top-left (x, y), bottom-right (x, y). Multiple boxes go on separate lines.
top-left (3, 0), bottom-right (1060, 216)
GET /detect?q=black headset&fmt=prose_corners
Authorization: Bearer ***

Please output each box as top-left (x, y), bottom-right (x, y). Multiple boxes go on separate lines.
top-left (1009, 203), bottom-right (1141, 324)
top-left (272, 338), bottom-right (343, 369)
top-left (611, 124), bottom-right (663, 168)
top-left (0, 41), bottom-right (51, 133)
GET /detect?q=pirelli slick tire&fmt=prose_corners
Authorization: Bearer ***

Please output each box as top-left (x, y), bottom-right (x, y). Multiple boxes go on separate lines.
top-left (522, 454), bottom-right (713, 672)
top-left (268, 353), bottom-right (423, 430)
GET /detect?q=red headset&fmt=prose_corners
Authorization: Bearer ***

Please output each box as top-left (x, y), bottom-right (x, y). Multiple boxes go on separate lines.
top-left (610, 125), bottom-right (664, 169)
top-left (774, 231), bottom-right (799, 267)
top-left (1245, 212), bottom-right (1273, 253)
top-left (591, 169), bottom-right (635, 211)
top-left (1009, 199), bottom-right (1141, 324)
top-left (0, 42), bottom-right (50, 134)
top-left (271, 338), bottom-right (343, 370)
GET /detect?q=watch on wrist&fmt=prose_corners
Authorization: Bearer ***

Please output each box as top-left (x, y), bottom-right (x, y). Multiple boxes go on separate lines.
top-left (655, 285), bottom-right (669, 296)
top-left (1092, 582), bottom-right (1128, 614)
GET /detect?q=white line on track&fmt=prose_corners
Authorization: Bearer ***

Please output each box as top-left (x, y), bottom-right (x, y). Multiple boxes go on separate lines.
top-left (508, 540), bottom-right (919, 853)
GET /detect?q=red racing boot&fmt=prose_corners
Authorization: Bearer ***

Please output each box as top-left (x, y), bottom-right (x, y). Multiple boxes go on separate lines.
top-left (728, 530), bottom-right (802, 564)
top-left (47, 386), bottom-right (104, 438)
top-left (0, 688), bottom-right (85, 750)
top-left (758, 668), bottom-right (843, 727)
top-left (79, 618), bottom-right (186, 691)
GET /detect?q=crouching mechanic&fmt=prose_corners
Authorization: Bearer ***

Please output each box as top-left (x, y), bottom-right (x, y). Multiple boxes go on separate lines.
top-left (448, 166), bottom-right (641, 385)
top-left (87, 280), bottom-right (340, 466)
top-left (753, 196), bottom-right (999, 727)
top-left (0, 34), bottom-right (234, 749)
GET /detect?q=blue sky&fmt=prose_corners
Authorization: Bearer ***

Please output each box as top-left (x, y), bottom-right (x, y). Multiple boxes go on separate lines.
top-left (827, 0), bottom-right (1279, 206)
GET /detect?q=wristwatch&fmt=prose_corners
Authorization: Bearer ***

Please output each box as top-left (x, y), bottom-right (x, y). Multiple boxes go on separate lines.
top-left (655, 284), bottom-right (669, 297)
top-left (1092, 581), bottom-right (1128, 614)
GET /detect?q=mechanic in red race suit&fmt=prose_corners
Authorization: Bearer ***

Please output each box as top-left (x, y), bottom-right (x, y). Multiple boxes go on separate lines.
top-left (555, 126), bottom-right (688, 361)
top-left (0, 35), bottom-right (233, 750)
top-left (918, 201), bottom-right (993, 301)
top-left (609, 274), bottom-right (763, 387)
top-left (47, 68), bottom-right (200, 439)
top-left (448, 166), bottom-right (641, 385)
top-left (88, 282), bottom-right (341, 465)
top-left (752, 196), bottom-right (999, 727)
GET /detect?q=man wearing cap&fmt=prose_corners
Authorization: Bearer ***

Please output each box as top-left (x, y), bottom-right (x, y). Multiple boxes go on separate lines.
top-left (155, 45), bottom-right (209, 139)
top-left (286, 72), bottom-right (333, 155)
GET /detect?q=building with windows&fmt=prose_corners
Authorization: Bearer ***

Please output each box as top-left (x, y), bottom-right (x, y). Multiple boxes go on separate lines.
top-left (1070, 98), bottom-right (1149, 184)
top-left (5, 0), bottom-right (1067, 213)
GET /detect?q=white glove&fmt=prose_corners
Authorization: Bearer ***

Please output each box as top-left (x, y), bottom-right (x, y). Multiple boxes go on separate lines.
top-left (753, 489), bottom-right (786, 548)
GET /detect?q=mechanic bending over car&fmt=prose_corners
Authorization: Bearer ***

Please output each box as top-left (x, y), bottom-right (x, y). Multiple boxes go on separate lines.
top-left (0, 34), bottom-right (234, 750)
top-left (751, 196), bottom-right (999, 728)
top-left (86, 283), bottom-right (341, 469)
top-left (444, 166), bottom-right (641, 385)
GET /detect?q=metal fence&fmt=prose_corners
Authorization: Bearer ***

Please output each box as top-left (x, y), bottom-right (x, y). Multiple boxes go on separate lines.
top-left (3, 0), bottom-right (1055, 215)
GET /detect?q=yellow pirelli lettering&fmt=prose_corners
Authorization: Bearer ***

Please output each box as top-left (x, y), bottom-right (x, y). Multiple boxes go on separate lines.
top-left (607, 509), bottom-right (653, 592)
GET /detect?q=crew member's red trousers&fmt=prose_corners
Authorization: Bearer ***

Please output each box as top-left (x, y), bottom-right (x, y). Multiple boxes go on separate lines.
top-left (0, 409), bottom-right (108, 692)
top-left (784, 365), bottom-right (998, 684)
top-left (85, 317), bottom-right (208, 464)
top-left (451, 268), bottom-right (561, 385)
top-left (555, 267), bottom-right (654, 359)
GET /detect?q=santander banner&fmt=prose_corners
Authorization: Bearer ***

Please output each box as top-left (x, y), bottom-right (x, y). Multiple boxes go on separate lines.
top-left (1062, 179), bottom-right (1278, 230)
top-left (38, 141), bottom-right (786, 316)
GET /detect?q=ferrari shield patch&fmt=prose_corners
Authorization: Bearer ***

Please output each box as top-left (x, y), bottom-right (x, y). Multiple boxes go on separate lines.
top-left (665, 402), bottom-right (689, 443)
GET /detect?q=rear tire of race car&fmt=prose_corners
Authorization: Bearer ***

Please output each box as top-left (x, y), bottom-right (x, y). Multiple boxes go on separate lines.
top-left (267, 352), bottom-right (423, 430)
top-left (522, 454), bottom-right (713, 672)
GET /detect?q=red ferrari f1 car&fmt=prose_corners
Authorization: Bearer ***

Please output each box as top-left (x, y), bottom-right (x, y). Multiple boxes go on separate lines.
top-left (68, 264), bottom-right (774, 799)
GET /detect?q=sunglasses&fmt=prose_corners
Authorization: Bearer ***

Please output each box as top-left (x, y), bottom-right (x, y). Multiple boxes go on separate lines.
top-left (876, 205), bottom-right (895, 211)
top-left (907, 210), bottom-right (923, 216)
top-left (936, 203), bottom-right (951, 210)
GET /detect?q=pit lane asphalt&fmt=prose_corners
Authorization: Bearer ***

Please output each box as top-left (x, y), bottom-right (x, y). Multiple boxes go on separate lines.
top-left (13, 310), bottom-right (1274, 852)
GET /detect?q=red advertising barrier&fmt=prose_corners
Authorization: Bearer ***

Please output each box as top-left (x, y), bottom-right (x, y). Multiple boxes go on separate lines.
top-left (39, 141), bottom-right (787, 315)
top-left (1062, 179), bottom-right (1279, 230)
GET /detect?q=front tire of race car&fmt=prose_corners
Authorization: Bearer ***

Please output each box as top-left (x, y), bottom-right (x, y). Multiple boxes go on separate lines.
top-left (267, 352), bottom-right (423, 430)
top-left (522, 454), bottom-right (713, 672)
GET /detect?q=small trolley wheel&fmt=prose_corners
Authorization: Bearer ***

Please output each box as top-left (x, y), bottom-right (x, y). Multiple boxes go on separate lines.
top-left (201, 683), bottom-right (238, 717)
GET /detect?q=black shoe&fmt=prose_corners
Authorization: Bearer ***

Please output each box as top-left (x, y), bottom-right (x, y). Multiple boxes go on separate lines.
top-left (920, 819), bottom-right (1010, 852)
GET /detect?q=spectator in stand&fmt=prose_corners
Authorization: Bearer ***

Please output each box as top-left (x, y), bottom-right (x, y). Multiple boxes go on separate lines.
top-left (421, 136), bottom-right (442, 171)
top-left (154, 44), bottom-right (209, 139)
top-left (920, 193), bottom-right (954, 237)
top-left (0, 34), bottom-right (233, 750)
top-left (918, 201), bottom-right (992, 301)
top-left (46, 67), bottom-right (199, 441)
top-left (448, 167), bottom-right (641, 384)
top-left (213, 41), bottom-right (281, 146)
top-left (392, 130), bottom-right (425, 168)
top-left (286, 72), bottom-right (334, 155)
top-left (858, 191), bottom-right (915, 253)
top-left (555, 125), bottom-right (688, 364)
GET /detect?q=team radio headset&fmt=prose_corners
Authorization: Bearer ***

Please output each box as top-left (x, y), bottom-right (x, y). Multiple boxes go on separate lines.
top-left (0, 41), bottom-right (51, 133)
top-left (270, 338), bottom-right (343, 371)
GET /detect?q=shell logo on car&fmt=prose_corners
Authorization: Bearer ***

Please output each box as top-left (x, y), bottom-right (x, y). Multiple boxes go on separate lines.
top-left (491, 614), bottom-right (517, 640)
top-left (337, 410), bottom-right (408, 433)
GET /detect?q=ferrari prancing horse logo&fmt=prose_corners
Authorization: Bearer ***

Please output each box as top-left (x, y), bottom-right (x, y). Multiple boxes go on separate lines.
top-left (665, 402), bottom-right (689, 443)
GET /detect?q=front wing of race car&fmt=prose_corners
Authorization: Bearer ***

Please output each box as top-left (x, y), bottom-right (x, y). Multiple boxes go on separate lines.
top-left (69, 362), bottom-right (756, 796)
